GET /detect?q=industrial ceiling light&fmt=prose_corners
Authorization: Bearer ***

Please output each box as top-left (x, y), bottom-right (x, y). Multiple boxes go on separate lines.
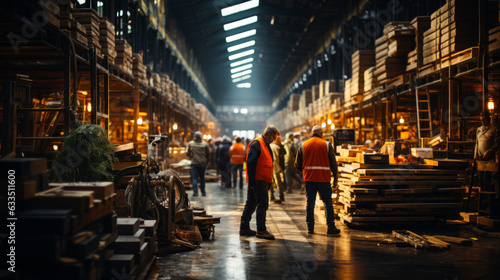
top-left (173, 123), bottom-right (178, 130)
top-left (225, 29), bottom-right (256, 43)
top-left (234, 108), bottom-right (239, 113)
top-left (221, 0), bottom-right (259, 17)
top-left (232, 75), bottom-right (251, 83)
top-left (399, 116), bottom-right (405, 124)
top-left (228, 49), bottom-right (254, 60)
top-left (87, 103), bottom-right (92, 112)
top-left (327, 119), bottom-right (332, 125)
top-left (230, 57), bottom-right (253, 67)
top-left (270, 16), bottom-right (275, 25)
top-left (227, 40), bottom-right (255, 52)
top-left (330, 124), bottom-right (335, 130)
top-left (487, 97), bottom-right (495, 111)
top-left (230, 64), bottom-right (252, 73)
top-left (236, 83), bottom-right (251, 88)
top-left (240, 108), bottom-right (248, 114)
top-left (53, 144), bottom-right (59, 151)
top-left (321, 122), bottom-right (326, 128)
top-left (137, 117), bottom-right (143, 125)
top-left (223, 16), bottom-right (258, 31)
top-left (231, 70), bottom-right (252, 79)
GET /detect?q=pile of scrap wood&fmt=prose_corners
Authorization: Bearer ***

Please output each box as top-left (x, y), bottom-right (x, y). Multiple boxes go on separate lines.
top-left (390, 230), bottom-right (472, 250)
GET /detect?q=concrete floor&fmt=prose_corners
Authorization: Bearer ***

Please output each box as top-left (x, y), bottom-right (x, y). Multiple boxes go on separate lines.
top-left (156, 182), bottom-right (500, 280)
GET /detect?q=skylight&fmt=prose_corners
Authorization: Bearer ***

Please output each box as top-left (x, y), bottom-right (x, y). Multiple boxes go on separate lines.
top-left (225, 29), bottom-right (256, 43)
top-left (223, 16), bottom-right (258, 31)
top-left (232, 75), bottom-right (251, 83)
top-left (236, 83), bottom-right (251, 88)
top-left (230, 57), bottom-right (253, 67)
top-left (228, 49), bottom-right (254, 60)
top-left (231, 70), bottom-right (252, 79)
top-left (221, 0), bottom-right (259, 17)
top-left (227, 40), bottom-right (255, 52)
top-left (231, 64), bottom-right (252, 73)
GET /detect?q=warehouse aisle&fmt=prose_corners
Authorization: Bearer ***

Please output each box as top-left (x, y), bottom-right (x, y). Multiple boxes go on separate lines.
top-left (156, 182), bottom-right (500, 280)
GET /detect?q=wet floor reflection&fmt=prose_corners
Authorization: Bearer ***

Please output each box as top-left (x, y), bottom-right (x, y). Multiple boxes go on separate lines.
top-left (156, 182), bottom-right (500, 280)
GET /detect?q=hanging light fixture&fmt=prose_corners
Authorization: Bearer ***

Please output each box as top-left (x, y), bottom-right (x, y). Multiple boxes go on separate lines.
top-left (399, 116), bottom-right (405, 124)
top-left (487, 97), bottom-right (495, 111)
top-left (137, 117), bottom-right (143, 125)
top-left (330, 124), bottom-right (335, 130)
top-left (321, 122), bottom-right (326, 128)
top-left (327, 119), bottom-right (332, 125)
top-left (87, 103), bottom-right (91, 112)
top-left (173, 123), bottom-right (178, 130)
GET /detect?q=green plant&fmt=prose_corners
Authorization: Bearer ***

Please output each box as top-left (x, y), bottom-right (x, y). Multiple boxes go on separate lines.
top-left (52, 124), bottom-right (118, 182)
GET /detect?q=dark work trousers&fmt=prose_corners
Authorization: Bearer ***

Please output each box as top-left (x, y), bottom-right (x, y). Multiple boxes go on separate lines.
top-left (231, 164), bottom-right (244, 188)
top-left (191, 166), bottom-right (206, 195)
top-left (240, 181), bottom-right (270, 231)
top-left (285, 164), bottom-right (303, 190)
top-left (221, 161), bottom-right (232, 188)
top-left (305, 182), bottom-right (335, 228)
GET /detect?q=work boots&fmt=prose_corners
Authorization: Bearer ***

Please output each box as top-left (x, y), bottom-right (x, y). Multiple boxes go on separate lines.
top-left (256, 230), bottom-right (275, 240)
top-left (239, 228), bottom-right (257, 236)
top-left (327, 225), bottom-right (341, 235)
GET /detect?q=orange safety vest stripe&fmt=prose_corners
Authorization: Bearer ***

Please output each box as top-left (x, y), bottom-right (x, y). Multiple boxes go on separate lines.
top-left (303, 137), bottom-right (331, 182)
top-left (230, 143), bottom-right (245, 165)
top-left (246, 137), bottom-right (273, 183)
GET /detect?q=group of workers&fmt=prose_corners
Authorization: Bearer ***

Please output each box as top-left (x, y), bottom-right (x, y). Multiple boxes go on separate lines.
top-left (186, 125), bottom-right (341, 240)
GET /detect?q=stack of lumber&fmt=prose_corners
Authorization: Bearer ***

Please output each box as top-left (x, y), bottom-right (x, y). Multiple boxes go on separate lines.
top-left (364, 66), bottom-right (376, 93)
top-left (298, 89), bottom-right (312, 120)
top-left (99, 17), bottom-right (116, 62)
top-left (151, 73), bottom-right (161, 93)
top-left (421, 10), bottom-right (441, 75)
top-left (132, 53), bottom-right (147, 88)
top-left (108, 218), bottom-right (156, 279)
top-left (193, 208), bottom-right (221, 240)
top-left (59, 6), bottom-right (88, 46)
top-left (407, 16), bottom-right (431, 71)
top-left (439, 0), bottom-right (479, 58)
top-left (38, 0), bottom-right (60, 28)
top-left (344, 78), bottom-right (352, 102)
top-left (115, 39), bottom-right (133, 76)
top-left (288, 93), bottom-right (300, 112)
top-left (351, 50), bottom-right (375, 96)
top-left (73, 8), bottom-right (101, 55)
top-left (320, 79), bottom-right (344, 97)
top-left (375, 22), bottom-right (414, 84)
top-left (336, 157), bottom-right (467, 225)
top-left (161, 74), bottom-right (171, 98)
top-left (0, 160), bottom-right (121, 280)
top-left (489, 25), bottom-right (500, 53)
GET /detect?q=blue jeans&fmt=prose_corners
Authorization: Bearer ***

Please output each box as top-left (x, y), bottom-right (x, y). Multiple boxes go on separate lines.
top-left (231, 164), bottom-right (244, 188)
top-left (305, 182), bottom-right (335, 228)
top-left (240, 181), bottom-right (270, 231)
top-left (191, 166), bottom-right (206, 195)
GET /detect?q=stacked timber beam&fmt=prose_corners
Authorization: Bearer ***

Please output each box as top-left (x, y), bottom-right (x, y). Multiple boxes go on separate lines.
top-left (407, 16), bottom-right (431, 71)
top-left (73, 8), bottom-right (102, 56)
top-left (99, 17), bottom-right (117, 63)
top-left (336, 153), bottom-right (467, 225)
top-left (132, 53), bottom-right (148, 88)
top-left (115, 39), bottom-right (133, 76)
top-left (351, 50), bottom-right (375, 98)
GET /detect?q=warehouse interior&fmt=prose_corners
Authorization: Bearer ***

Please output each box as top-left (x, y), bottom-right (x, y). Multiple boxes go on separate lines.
top-left (1, 0), bottom-right (500, 279)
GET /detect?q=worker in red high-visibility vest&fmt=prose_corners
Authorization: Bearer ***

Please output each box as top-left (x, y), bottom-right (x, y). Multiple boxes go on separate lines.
top-left (295, 125), bottom-right (340, 235)
top-left (239, 126), bottom-right (280, 240)
top-left (229, 136), bottom-right (246, 189)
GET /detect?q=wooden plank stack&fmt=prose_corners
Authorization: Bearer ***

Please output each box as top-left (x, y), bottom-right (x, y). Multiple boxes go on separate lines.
top-left (439, 0), bottom-right (479, 58)
top-left (288, 93), bottom-right (300, 112)
top-left (115, 39), bottom-right (133, 76)
top-left (364, 66), bottom-right (376, 93)
top-left (489, 25), bottom-right (500, 53)
top-left (151, 73), bottom-right (161, 93)
top-left (73, 8), bottom-right (102, 55)
top-left (99, 17), bottom-right (117, 63)
top-left (132, 53), bottom-right (148, 87)
top-left (407, 16), bottom-right (431, 71)
top-left (193, 209), bottom-right (221, 240)
top-left (375, 22), bottom-right (413, 84)
top-left (59, 7), bottom-right (89, 46)
top-left (421, 9), bottom-right (441, 75)
top-left (336, 158), bottom-right (466, 225)
top-left (344, 78), bottom-right (352, 101)
top-left (161, 74), bottom-right (170, 98)
top-left (39, 0), bottom-right (61, 28)
top-left (351, 50), bottom-right (375, 96)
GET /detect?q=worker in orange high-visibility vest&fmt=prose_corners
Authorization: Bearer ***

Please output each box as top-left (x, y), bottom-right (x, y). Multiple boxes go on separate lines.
top-left (239, 126), bottom-right (280, 240)
top-left (295, 125), bottom-right (340, 236)
top-left (229, 136), bottom-right (246, 189)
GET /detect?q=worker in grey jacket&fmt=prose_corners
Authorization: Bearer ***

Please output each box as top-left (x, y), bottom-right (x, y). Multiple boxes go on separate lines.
top-left (187, 131), bottom-right (209, 197)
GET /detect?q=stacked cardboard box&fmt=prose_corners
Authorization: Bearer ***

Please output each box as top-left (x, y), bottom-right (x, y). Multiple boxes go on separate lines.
top-left (73, 8), bottom-right (101, 55)
top-left (407, 16), bottom-right (431, 71)
top-left (99, 17), bottom-right (116, 62)
top-left (351, 50), bottom-right (375, 96)
top-left (344, 78), bottom-right (352, 101)
top-left (132, 53), bottom-right (147, 87)
top-left (115, 39), bottom-right (133, 76)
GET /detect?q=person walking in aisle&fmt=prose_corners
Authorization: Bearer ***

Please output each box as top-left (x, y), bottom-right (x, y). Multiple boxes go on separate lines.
top-left (186, 131), bottom-right (209, 197)
top-left (270, 135), bottom-right (286, 203)
top-left (295, 125), bottom-right (340, 235)
top-left (229, 136), bottom-right (245, 189)
top-left (218, 136), bottom-right (232, 188)
top-left (284, 132), bottom-right (304, 193)
top-left (239, 126), bottom-right (280, 240)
